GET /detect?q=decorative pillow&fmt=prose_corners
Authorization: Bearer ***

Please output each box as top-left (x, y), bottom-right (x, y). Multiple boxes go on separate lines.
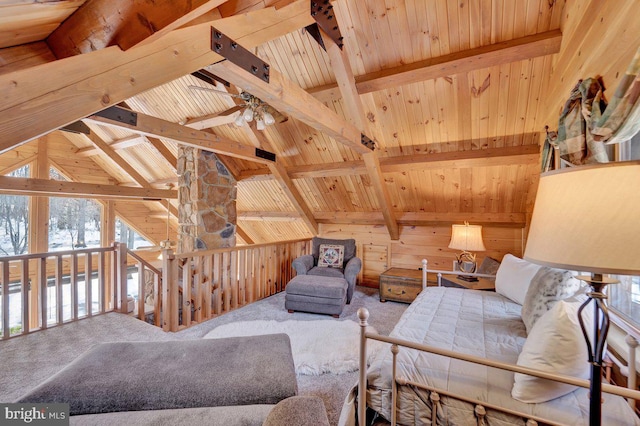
top-left (495, 254), bottom-right (542, 305)
top-left (521, 266), bottom-right (582, 333)
top-left (317, 244), bottom-right (344, 268)
top-left (477, 256), bottom-right (501, 277)
top-left (512, 295), bottom-right (592, 403)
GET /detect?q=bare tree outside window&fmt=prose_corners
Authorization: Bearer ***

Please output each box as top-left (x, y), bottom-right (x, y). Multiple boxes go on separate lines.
top-left (0, 166), bottom-right (30, 255)
top-left (49, 168), bottom-right (101, 251)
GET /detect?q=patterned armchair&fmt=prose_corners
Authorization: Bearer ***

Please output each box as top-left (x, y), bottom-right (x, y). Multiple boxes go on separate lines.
top-left (292, 237), bottom-right (362, 303)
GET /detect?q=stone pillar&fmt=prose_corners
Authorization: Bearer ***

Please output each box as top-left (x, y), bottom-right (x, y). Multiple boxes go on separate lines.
top-left (177, 147), bottom-right (237, 252)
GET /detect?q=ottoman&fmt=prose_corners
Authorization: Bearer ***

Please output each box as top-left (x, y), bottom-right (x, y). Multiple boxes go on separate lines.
top-left (285, 275), bottom-right (348, 317)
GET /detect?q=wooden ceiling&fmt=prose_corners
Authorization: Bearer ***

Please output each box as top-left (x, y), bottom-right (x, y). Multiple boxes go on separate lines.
top-left (0, 0), bottom-right (638, 247)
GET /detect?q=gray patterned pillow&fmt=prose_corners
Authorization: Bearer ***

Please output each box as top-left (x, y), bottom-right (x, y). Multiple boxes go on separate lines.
top-left (521, 266), bottom-right (582, 334)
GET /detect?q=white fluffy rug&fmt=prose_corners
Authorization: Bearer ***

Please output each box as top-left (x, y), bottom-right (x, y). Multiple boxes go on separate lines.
top-left (203, 319), bottom-right (385, 375)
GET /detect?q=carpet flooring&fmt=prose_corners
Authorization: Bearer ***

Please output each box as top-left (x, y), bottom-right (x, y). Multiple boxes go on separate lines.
top-left (0, 286), bottom-right (408, 426)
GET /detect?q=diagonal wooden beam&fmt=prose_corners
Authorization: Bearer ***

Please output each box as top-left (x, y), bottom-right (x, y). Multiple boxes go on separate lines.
top-left (207, 61), bottom-right (371, 155)
top-left (83, 129), bottom-right (180, 218)
top-left (145, 136), bottom-right (177, 170)
top-left (308, 30), bottom-right (563, 99)
top-left (320, 29), bottom-right (399, 240)
top-left (235, 225), bottom-right (255, 244)
top-left (0, 175), bottom-right (176, 200)
top-left (0, 0), bottom-right (313, 154)
top-left (75, 135), bottom-right (145, 157)
top-left (215, 82), bottom-right (318, 234)
top-left (268, 162), bottom-right (318, 234)
top-left (84, 106), bottom-right (273, 164)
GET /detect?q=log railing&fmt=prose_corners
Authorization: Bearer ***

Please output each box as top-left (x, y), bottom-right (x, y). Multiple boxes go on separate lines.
top-left (0, 245), bottom-right (117, 340)
top-left (160, 238), bottom-right (311, 332)
top-left (1, 238), bottom-right (312, 337)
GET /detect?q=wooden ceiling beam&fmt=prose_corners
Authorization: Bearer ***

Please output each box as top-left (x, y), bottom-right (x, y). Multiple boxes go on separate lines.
top-left (268, 162), bottom-right (318, 234)
top-left (238, 211), bottom-right (300, 221)
top-left (145, 136), bottom-right (178, 170)
top-left (0, 1), bottom-right (313, 154)
top-left (0, 175), bottom-right (176, 200)
top-left (207, 61), bottom-right (371, 155)
top-left (237, 144), bottom-right (539, 180)
top-left (83, 130), bottom-right (180, 218)
top-left (75, 135), bottom-right (145, 157)
top-left (47, 0), bottom-right (228, 58)
top-left (84, 106), bottom-right (273, 164)
top-left (235, 225), bottom-right (255, 244)
top-left (308, 30), bottom-right (562, 99)
top-left (205, 81), bottom-right (319, 235)
top-left (321, 29), bottom-right (399, 240)
top-left (236, 210), bottom-right (526, 227)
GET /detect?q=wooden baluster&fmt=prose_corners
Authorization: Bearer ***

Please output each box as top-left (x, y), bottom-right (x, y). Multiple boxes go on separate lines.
top-left (21, 259), bottom-right (29, 334)
top-left (223, 251), bottom-right (230, 312)
top-left (182, 260), bottom-right (191, 327)
top-left (2, 261), bottom-right (9, 339)
top-left (137, 262), bottom-right (145, 321)
top-left (161, 249), bottom-right (178, 331)
top-left (98, 251), bottom-right (106, 314)
top-left (55, 256), bottom-right (63, 324)
top-left (115, 243), bottom-right (127, 314)
top-left (71, 253), bottom-right (79, 319)
top-left (85, 253), bottom-right (92, 317)
top-left (38, 257), bottom-right (47, 329)
top-left (230, 250), bottom-right (238, 309)
top-left (153, 272), bottom-right (161, 327)
top-left (238, 249), bottom-right (246, 306)
top-left (192, 256), bottom-right (202, 323)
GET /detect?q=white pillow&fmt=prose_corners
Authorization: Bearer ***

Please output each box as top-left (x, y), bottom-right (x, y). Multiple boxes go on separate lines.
top-left (512, 297), bottom-right (592, 403)
top-left (495, 254), bottom-right (542, 305)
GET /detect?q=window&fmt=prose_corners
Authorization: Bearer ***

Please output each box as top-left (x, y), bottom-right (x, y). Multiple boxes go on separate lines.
top-left (48, 168), bottom-right (101, 251)
top-left (115, 218), bottom-right (152, 250)
top-left (0, 165), bottom-right (30, 255)
top-left (608, 132), bottom-right (640, 327)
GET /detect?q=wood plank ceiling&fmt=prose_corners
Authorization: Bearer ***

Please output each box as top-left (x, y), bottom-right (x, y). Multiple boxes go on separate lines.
top-left (0, 0), bottom-right (566, 246)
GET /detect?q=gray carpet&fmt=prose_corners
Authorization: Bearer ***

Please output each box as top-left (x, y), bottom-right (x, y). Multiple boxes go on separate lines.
top-left (0, 286), bottom-right (407, 425)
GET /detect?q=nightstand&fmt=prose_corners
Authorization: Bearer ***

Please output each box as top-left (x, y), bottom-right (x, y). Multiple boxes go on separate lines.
top-left (379, 268), bottom-right (436, 303)
top-left (439, 275), bottom-right (495, 291)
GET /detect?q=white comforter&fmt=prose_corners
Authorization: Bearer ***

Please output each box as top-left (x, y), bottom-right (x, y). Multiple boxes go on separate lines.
top-left (366, 287), bottom-right (640, 425)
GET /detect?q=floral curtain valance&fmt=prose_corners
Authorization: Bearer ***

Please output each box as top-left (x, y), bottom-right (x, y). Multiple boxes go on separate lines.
top-left (554, 47), bottom-right (640, 166)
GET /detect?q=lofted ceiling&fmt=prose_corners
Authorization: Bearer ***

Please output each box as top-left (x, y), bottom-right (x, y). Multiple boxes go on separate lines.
top-left (0, 0), bottom-right (637, 248)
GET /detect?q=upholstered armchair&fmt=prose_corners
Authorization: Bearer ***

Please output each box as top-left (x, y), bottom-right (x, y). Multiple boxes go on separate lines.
top-left (292, 237), bottom-right (362, 303)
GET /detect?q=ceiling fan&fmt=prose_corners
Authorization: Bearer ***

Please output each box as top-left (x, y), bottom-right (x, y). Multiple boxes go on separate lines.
top-left (188, 85), bottom-right (287, 130)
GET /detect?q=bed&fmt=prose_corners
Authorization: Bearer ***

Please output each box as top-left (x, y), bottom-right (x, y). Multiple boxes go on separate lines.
top-left (342, 255), bottom-right (640, 425)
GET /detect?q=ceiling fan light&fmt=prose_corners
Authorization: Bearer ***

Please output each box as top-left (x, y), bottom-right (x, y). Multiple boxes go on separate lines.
top-left (234, 113), bottom-right (245, 127)
top-left (263, 111), bottom-right (276, 126)
top-left (256, 118), bottom-right (266, 131)
top-left (243, 106), bottom-right (254, 122)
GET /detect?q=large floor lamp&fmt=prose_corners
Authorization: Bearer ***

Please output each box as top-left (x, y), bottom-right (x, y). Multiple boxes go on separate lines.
top-left (523, 161), bottom-right (640, 426)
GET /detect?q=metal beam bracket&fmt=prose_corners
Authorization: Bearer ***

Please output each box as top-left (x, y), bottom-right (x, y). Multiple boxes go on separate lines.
top-left (255, 148), bottom-right (276, 162)
top-left (211, 27), bottom-right (270, 83)
top-left (94, 106), bottom-right (137, 126)
top-left (361, 134), bottom-right (375, 151)
top-left (311, 1), bottom-right (344, 49)
top-left (60, 121), bottom-right (91, 135)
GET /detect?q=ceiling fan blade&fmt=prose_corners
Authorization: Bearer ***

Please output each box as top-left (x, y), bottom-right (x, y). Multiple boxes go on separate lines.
top-left (187, 85), bottom-right (244, 99)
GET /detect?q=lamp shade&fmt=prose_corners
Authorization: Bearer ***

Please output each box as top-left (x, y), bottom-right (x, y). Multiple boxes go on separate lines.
top-left (448, 223), bottom-right (486, 252)
top-left (524, 161), bottom-right (640, 275)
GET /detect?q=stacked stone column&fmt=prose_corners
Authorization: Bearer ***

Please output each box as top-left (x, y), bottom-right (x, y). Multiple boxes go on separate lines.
top-left (177, 147), bottom-right (236, 252)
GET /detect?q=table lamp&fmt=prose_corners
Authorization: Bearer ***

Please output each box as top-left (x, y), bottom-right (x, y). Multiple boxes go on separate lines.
top-left (448, 222), bottom-right (486, 281)
top-left (524, 161), bottom-right (640, 426)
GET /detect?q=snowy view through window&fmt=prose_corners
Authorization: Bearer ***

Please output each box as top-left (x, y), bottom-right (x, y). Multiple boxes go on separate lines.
top-left (0, 167), bottom-right (153, 334)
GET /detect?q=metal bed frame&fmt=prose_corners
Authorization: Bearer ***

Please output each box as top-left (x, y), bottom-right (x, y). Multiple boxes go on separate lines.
top-left (356, 259), bottom-right (640, 425)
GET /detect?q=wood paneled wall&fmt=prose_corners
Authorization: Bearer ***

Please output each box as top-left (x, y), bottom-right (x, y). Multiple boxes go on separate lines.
top-left (320, 223), bottom-right (523, 287)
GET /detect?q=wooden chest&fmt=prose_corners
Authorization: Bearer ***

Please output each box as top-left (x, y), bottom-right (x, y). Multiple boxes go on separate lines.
top-left (379, 268), bottom-right (427, 303)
